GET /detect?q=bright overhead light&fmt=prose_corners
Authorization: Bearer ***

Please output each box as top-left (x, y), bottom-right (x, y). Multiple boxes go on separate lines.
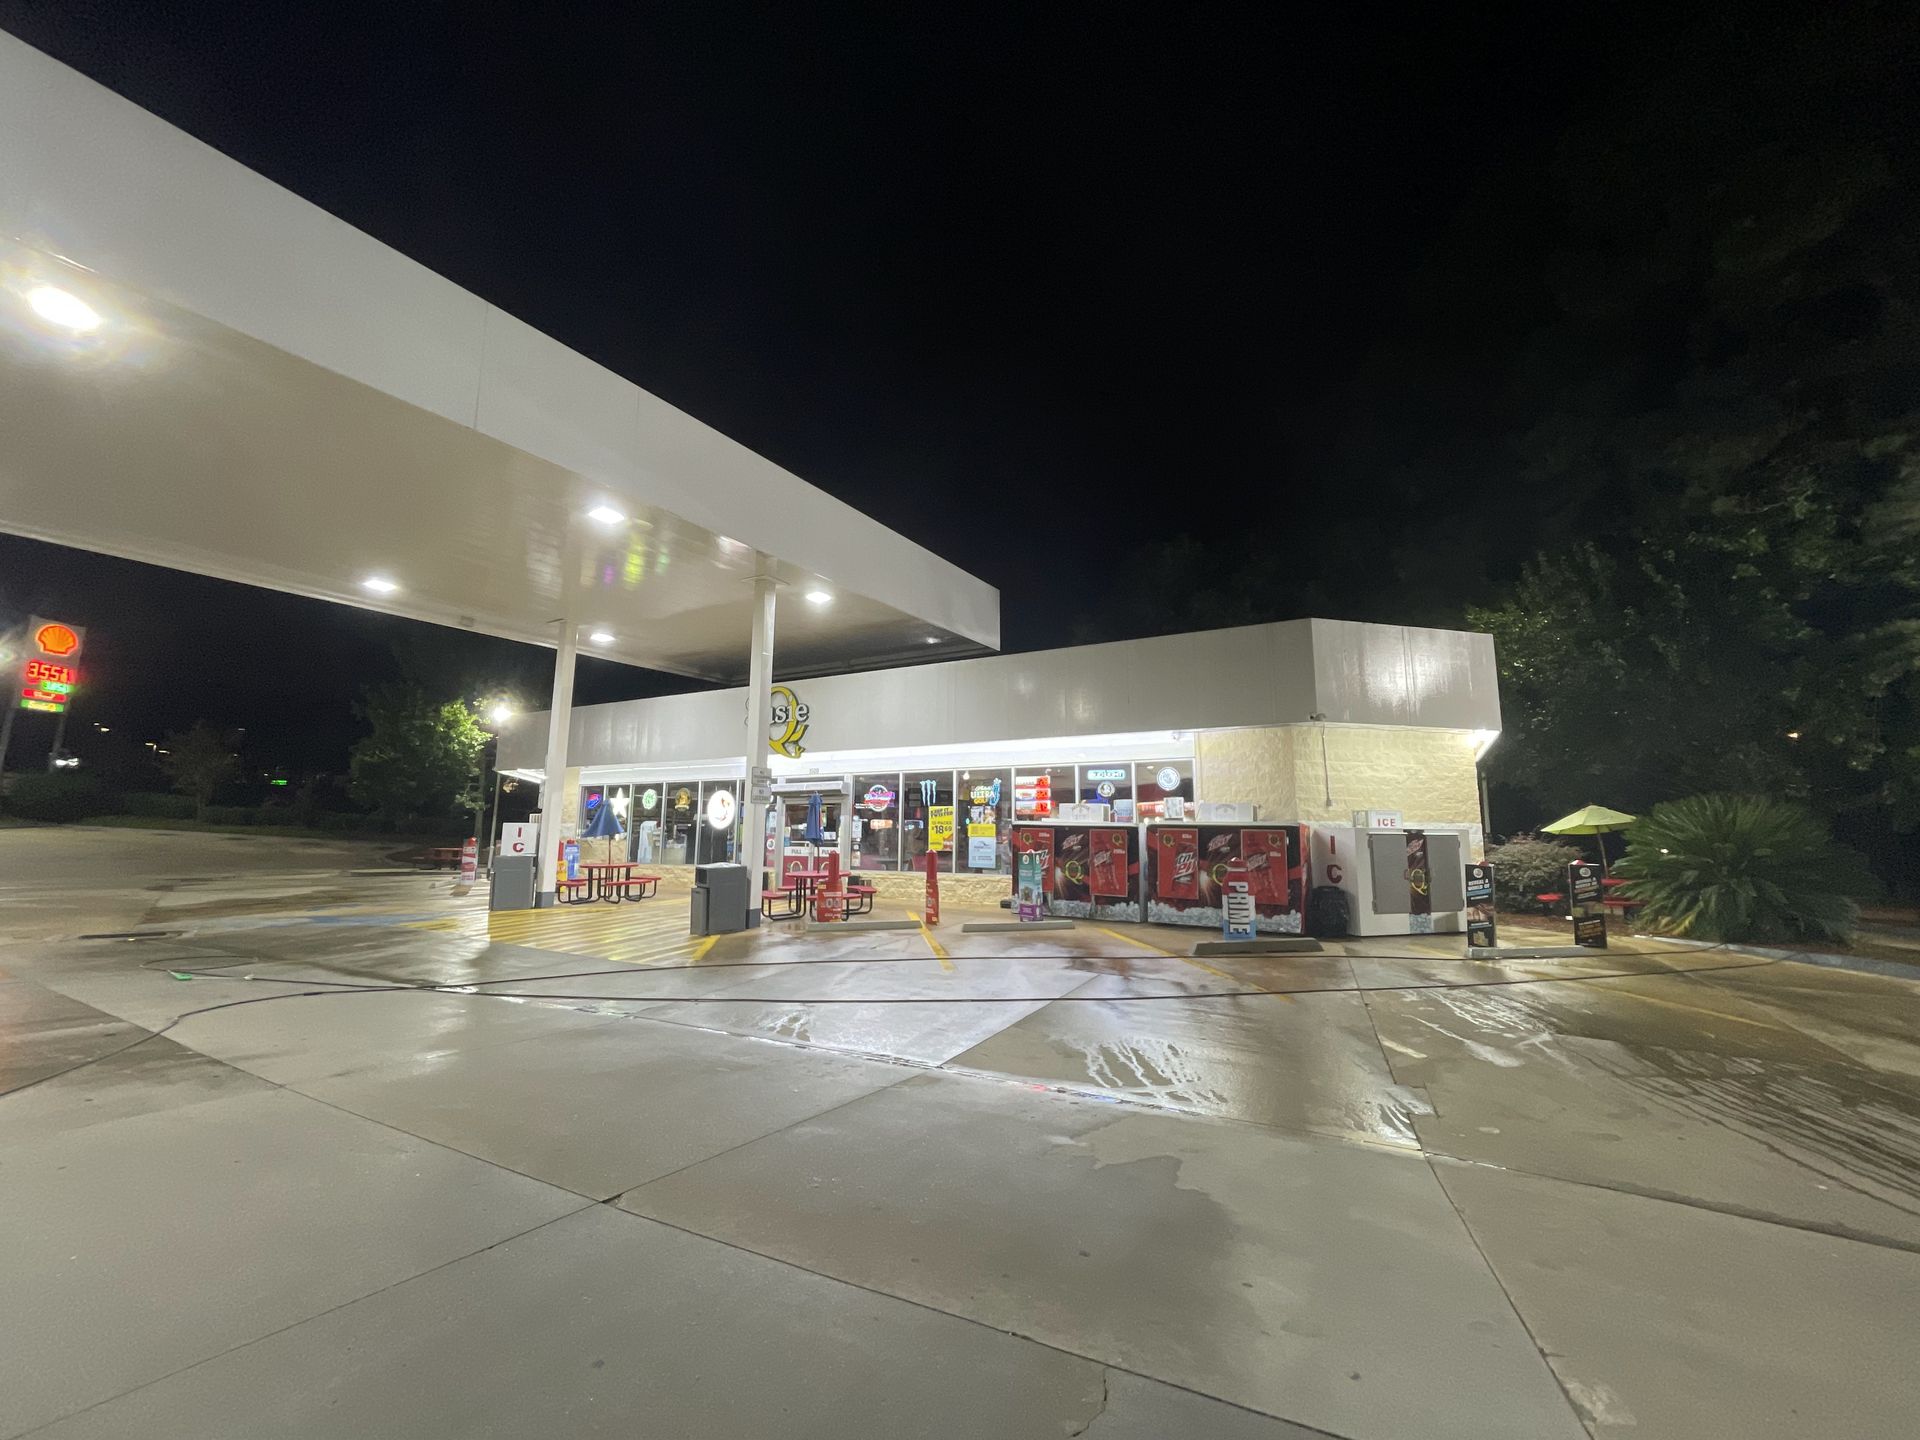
top-left (361, 576), bottom-right (399, 595)
top-left (25, 285), bottom-right (102, 334)
top-left (805, 590), bottom-right (833, 606)
top-left (587, 505), bottom-right (626, 526)
top-left (588, 630), bottom-right (615, 644)
top-left (489, 703), bottom-right (513, 726)
top-left (924, 636), bottom-right (941, 644)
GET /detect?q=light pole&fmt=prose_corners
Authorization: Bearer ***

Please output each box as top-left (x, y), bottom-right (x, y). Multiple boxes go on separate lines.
top-left (482, 701), bottom-right (513, 870)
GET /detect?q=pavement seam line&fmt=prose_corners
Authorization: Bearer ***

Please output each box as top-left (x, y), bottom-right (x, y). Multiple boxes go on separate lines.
top-left (608, 1206), bottom-right (1363, 1440)
top-left (1423, 1158), bottom-right (1599, 1439)
top-left (9, 1202), bottom-right (599, 1440)
top-left (1339, 953), bottom-right (1592, 1437)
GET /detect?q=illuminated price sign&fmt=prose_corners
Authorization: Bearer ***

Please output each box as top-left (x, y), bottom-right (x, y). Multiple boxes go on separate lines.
top-left (15, 617), bottom-right (85, 714)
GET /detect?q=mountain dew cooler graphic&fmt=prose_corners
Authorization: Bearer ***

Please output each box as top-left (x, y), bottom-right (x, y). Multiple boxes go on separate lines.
top-left (1222, 862), bottom-right (1256, 940)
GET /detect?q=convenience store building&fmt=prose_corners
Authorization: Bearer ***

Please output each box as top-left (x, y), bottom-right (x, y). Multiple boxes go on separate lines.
top-left (501, 617), bottom-right (1501, 906)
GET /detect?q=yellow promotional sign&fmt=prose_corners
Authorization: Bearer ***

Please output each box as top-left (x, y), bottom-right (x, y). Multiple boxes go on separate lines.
top-left (928, 805), bottom-right (955, 852)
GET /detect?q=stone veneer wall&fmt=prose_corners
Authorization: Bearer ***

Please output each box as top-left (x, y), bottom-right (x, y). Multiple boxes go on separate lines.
top-left (1195, 725), bottom-right (1482, 826)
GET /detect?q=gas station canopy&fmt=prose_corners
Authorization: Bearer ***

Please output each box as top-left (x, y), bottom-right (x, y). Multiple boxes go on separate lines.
top-left (0, 32), bottom-right (998, 682)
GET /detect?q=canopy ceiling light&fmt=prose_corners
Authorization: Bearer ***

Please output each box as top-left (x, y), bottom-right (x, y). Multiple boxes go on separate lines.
top-left (25, 284), bottom-right (101, 333)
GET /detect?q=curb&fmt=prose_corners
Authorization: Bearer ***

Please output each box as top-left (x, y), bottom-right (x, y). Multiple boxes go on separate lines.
top-left (1634, 934), bottom-right (1920, 984)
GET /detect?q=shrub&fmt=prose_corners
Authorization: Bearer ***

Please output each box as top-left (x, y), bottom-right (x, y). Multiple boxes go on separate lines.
top-left (1, 772), bottom-right (113, 822)
top-left (118, 791), bottom-right (197, 819)
top-left (1615, 793), bottom-right (1874, 945)
top-left (1486, 833), bottom-right (1586, 913)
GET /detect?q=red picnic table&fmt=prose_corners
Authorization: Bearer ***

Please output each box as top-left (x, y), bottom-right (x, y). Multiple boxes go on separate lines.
top-left (566, 861), bottom-right (661, 905)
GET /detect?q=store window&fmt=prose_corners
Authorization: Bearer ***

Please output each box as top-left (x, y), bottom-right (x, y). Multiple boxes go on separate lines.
top-left (628, 783), bottom-right (665, 863)
top-left (1079, 764), bottom-right (1133, 819)
top-left (900, 770), bottom-right (955, 872)
top-left (693, 781), bottom-right (738, 865)
top-left (958, 768), bottom-right (1012, 874)
top-left (851, 772), bottom-right (901, 870)
top-left (1012, 766), bottom-right (1072, 821)
top-left (660, 781), bottom-right (701, 865)
top-left (1135, 760), bottom-right (1194, 820)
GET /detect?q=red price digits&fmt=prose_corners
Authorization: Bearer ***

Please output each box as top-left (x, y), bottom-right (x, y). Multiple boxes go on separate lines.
top-left (25, 660), bottom-right (77, 684)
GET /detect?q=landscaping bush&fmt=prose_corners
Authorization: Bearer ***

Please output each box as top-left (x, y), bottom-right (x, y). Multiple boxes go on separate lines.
top-left (118, 791), bottom-right (197, 819)
top-left (1614, 793), bottom-right (1874, 945)
top-left (1485, 833), bottom-right (1585, 914)
top-left (1, 771), bottom-right (113, 822)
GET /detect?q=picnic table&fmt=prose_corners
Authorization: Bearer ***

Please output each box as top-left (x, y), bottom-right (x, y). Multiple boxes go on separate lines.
top-left (760, 864), bottom-right (878, 920)
top-left (567, 861), bottom-right (661, 905)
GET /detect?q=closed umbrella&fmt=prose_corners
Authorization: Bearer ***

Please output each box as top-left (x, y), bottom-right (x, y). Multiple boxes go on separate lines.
top-left (1541, 804), bottom-right (1635, 876)
top-left (804, 791), bottom-right (824, 848)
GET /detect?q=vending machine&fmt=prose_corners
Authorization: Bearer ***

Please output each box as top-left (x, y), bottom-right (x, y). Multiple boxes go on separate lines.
top-left (1309, 812), bottom-right (1481, 936)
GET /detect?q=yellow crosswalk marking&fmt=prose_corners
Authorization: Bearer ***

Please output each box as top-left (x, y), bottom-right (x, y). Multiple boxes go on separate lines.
top-left (404, 903), bottom-right (701, 965)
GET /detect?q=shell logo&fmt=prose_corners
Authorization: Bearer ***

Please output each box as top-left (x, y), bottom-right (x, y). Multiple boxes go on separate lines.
top-left (35, 623), bottom-right (80, 657)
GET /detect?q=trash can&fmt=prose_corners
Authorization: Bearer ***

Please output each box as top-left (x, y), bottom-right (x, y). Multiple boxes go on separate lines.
top-left (688, 885), bottom-right (711, 936)
top-left (693, 862), bottom-right (751, 934)
top-left (489, 855), bottom-right (537, 911)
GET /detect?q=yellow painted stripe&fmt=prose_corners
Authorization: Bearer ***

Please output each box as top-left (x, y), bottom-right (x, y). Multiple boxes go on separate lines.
top-left (915, 916), bottom-right (954, 973)
top-left (1095, 925), bottom-right (1174, 956)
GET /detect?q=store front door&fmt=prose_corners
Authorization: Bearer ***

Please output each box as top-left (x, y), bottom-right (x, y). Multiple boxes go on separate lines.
top-left (773, 793), bottom-right (844, 869)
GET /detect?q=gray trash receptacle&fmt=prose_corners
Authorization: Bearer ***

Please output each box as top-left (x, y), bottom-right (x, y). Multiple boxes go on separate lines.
top-left (489, 856), bottom-right (537, 911)
top-left (694, 863), bottom-right (751, 933)
top-left (688, 886), bottom-right (711, 937)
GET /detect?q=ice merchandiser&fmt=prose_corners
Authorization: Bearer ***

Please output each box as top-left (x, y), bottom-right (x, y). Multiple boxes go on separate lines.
top-left (1139, 822), bottom-right (1309, 933)
top-left (1309, 813), bottom-right (1479, 936)
top-left (1008, 821), bottom-right (1142, 921)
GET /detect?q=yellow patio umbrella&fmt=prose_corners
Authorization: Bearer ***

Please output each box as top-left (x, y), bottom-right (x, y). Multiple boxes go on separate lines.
top-left (1541, 804), bottom-right (1636, 875)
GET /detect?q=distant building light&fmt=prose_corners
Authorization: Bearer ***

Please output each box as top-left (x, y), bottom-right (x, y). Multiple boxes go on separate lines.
top-left (1785, 729), bottom-right (1802, 740)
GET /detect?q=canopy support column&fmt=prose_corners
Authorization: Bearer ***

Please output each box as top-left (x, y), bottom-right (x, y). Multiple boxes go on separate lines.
top-left (535, 620), bottom-right (577, 907)
top-left (742, 571), bottom-right (777, 893)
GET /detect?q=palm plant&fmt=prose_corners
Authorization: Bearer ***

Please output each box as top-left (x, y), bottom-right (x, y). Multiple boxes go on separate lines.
top-left (1614, 793), bottom-right (1872, 944)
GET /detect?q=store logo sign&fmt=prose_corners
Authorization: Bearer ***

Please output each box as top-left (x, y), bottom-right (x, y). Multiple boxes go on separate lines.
top-left (770, 684), bottom-right (810, 757)
top-left (706, 789), bottom-right (737, 830)
top-left (35, 622), bottom-right (81, 657)
top-left (862, 783), bottom-right (896, 811)
top-left (1155, 766), bottom-right (1182, 791)
top-left (1085, 767), bottom-right (1127, 782)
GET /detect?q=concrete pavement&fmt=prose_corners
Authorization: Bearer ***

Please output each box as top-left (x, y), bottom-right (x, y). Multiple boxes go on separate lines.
top-left (2, 828), bottom-right (1916, 1438)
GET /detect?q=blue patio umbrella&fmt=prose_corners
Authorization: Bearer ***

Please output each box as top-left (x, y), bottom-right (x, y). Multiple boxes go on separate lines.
top-left (581, 801), bottom-right (625, 840)
top-left (804, 791), bottom-right (824, 844)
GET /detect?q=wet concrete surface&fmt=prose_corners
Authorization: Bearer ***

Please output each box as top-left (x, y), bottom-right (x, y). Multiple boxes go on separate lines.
top-left (2, 828), bottom-right (1918, 1437)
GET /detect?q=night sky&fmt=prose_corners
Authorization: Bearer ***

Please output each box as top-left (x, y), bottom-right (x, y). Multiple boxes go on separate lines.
top-left (0, 4), bottom-right (1894, 773)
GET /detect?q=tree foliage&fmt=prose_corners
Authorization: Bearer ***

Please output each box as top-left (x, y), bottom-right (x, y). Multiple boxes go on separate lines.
top-left (1614, 794), bottom-right (1873, 945)
top-left (348, 684), bottom-right (489, 825)
top-left (160, 722), bottom-right (242, 819)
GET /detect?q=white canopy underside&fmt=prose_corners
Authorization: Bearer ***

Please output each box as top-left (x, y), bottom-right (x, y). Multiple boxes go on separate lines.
top-left (0, 32), bottom-right (998, 682)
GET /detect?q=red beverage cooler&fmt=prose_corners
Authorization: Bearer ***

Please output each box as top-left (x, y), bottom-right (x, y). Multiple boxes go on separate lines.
top-left (1141, 823), bottom-right (1308, 933)
top-left (1008, 822), bottom-right (1141, 921)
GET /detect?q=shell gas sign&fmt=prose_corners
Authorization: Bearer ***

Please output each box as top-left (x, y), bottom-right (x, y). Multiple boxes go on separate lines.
top-left (16, 616), bottom-right (86, 714)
